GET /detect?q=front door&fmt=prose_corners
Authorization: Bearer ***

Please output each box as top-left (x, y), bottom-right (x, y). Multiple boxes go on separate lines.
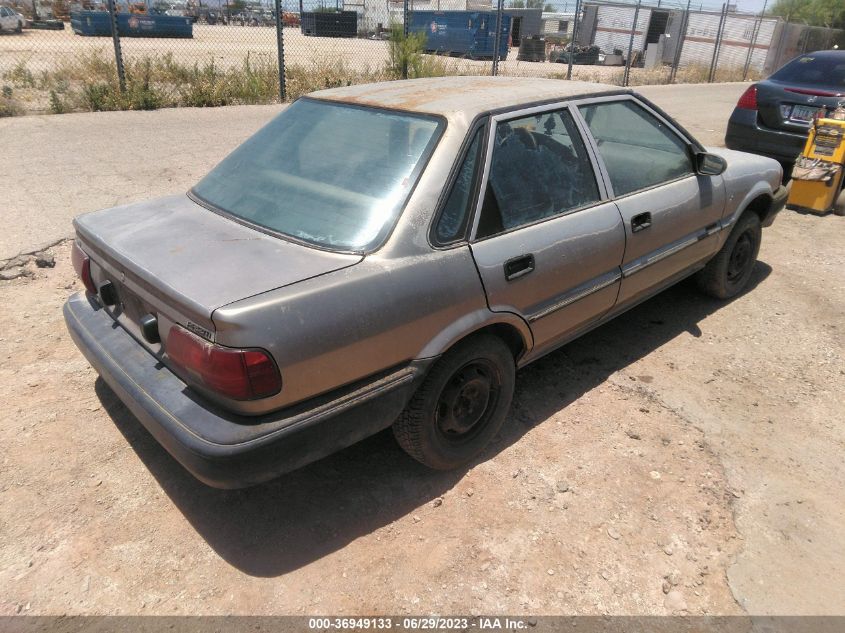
top-left (577, 97), bottom-right (726, 308)
top-left (469, 105), bottom-right (626, 355)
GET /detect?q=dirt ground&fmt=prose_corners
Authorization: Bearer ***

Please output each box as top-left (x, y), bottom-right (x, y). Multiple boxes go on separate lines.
top-left (1, 203), bottom-right (843, 615)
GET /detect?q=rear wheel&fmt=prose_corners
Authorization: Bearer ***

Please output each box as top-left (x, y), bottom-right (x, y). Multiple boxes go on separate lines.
top-left (697, 212), bottom-right (762, 299)
top-left (393, 334), bottom-right (515, 470)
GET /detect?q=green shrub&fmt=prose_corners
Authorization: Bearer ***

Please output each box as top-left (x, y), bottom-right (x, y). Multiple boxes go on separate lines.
top-left (48, 89), bottom-right (67, 114)
top-left (124, 58), bottom-right (162, 110)
top-left (179, 59), bottom-right (230, 107)
top-left (81, 82), bottom-right (119, 111)
top-left (3, 60), bottom-right (35, 88)
top-left (0, 93), bottom-right (23, 117)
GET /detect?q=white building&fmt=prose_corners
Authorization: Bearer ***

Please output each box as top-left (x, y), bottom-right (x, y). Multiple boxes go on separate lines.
top-left (578, 2), bottom-right (820, 74)
top-left (344, 0), bottom-right (493, 33)
top-left (541, 11), bottom-right (575, 39)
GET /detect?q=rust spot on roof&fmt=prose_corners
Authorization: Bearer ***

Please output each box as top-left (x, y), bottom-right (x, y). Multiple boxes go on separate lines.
top-left (312, 77), bottom-right (623, 118)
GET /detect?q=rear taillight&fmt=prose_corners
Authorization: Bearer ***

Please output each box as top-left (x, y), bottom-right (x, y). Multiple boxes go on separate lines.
top-left (166, 325), bottom-right (281, 401)
top-left (71, 240), bottom-right (97, 294)
top-left (736, 85), bottom-right (758, 111)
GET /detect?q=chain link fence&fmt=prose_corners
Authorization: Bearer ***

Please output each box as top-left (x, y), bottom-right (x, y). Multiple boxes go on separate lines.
top-left (1, 0), bottom-right (843, 116)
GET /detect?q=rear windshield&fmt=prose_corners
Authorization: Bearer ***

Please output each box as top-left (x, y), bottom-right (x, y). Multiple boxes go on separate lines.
top-left (770, 54), bottom-right (845, 87)
top-left (192, 99), bottom-right (444, 252)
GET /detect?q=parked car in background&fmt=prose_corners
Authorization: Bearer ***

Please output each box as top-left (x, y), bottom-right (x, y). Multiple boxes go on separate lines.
top-left (64, 77), bottom-right (786, 488)
top-left (0, 5), bottom-right (24, 32)
top-left (725, 49), bottom-right (845, 168)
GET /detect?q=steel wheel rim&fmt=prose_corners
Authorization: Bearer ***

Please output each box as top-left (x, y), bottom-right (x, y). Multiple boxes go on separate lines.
top-left (727, 231), bottom-right (754, 283)
top-left (435, 359), bottom-right (501, 443)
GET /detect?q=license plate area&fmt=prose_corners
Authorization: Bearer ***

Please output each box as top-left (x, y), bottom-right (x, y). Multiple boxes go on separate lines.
top-left (101, 277), bottom-right (162, 352)
top-left (788, 104), bottom-right (819, 124)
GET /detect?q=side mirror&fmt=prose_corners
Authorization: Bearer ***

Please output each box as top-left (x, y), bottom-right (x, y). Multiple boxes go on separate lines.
top-left (696, 152), bottom-right (728, 176)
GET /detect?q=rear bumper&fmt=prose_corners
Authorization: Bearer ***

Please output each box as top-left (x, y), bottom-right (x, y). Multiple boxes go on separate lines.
top-left (725, 109), bottom-right (808, 164)
top-left (64, 292), bottom-right (430, 488)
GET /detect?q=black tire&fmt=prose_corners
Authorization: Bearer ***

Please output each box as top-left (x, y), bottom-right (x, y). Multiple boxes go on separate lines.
top-left (16, 21), bottom-right (23, 33)
top-left (393, 334), bottom-right (515, 470)
top-left (697, 211), bottom-right (762, 299)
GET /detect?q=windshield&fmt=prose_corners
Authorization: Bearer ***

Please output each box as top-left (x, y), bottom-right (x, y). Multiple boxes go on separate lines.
top-left (192, 99), bottom-right (444, 252)
top-left (770, 54), bottom-right (845, 88)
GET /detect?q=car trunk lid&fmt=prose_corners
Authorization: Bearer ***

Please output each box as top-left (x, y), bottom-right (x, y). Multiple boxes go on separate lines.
top-left (757, 80), bottom-right (845, 134)
top-left (74, 194), bottom-right (363, 330)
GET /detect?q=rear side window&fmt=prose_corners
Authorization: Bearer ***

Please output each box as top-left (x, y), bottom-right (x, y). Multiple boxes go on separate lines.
top-left (476, 108), bottom-right (601, 239)
top-left (771, 55), bottom-right (845, 87)
top-left (579, 100), bottom-right (692, 197)
top-left (434, 128), bottom-right (483, 244)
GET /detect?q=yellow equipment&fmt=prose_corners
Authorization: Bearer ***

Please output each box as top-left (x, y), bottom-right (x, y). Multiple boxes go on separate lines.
top-left (787, 104), bottom-right (845, 215)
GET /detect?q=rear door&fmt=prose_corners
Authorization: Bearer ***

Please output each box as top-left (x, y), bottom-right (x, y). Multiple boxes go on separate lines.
top-left (576, 96), bottom-right (725, 308)
top-left (468, 103), bottom-right (626, 355)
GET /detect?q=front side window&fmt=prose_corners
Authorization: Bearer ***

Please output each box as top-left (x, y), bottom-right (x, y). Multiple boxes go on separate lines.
top-left (476, 108), bottom-right (601, 239)
top-left (579, 100), bottom-right (693, 197)
top-left (192, 99), bottom-right (443, 252)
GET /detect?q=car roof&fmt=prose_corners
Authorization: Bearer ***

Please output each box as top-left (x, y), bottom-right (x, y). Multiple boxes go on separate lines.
top-left (310, 76), bottom-right (629, 121)
top-left (801, 49), bottom-right (845, 59)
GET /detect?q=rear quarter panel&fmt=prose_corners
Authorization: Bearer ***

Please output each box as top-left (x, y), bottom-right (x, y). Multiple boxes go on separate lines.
top-left (212, 247), bottom-right (497, 414)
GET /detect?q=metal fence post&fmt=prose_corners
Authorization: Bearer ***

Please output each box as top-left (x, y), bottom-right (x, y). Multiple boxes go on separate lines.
top-left (708, 2), bottom-right (728, 83)
top-left (106, 0), bottom-right (125, 91)
top-left (275, 0), bottom-right (285, 101)
top-left (743, 0), bottom-right (767, 81)
top-left (566, 0), bottom-right (581, 81)
top-left (622, 0), bottom-right (641, 87)
top-left (401, 0), bottom-right (409, 79)
top-left (492, 0), bottom-right (504, 76)
top-left (668, 0), bottom-right (691, 84)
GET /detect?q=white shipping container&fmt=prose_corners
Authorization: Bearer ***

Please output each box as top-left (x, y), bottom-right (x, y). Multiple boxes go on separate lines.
top-left (593, 5), bottom-right (651, 54)
top-left (679, 12), bottom-right (777, 74)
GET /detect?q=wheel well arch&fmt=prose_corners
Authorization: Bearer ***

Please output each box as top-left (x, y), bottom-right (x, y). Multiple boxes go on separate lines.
top-left (465, 322), bottom-right (529, 363)
top-left (742, 193), bottom-right (773, 224)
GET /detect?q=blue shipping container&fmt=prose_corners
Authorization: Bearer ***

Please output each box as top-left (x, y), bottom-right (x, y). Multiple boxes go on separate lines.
top-left (410, 11), bottom-right (510, 61)
top-left (71, 11), bottom-right (193, 38)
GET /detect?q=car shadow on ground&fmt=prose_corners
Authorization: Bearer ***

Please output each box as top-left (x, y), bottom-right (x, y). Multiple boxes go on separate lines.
top-left (96, 263), bottom-right (771, 578)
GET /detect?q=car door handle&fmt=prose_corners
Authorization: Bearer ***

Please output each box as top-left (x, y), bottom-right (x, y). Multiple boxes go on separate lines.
top-left (504, 254), bottom-right (535, 281)
top-left (631, 212), bottom-right (652, 233)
